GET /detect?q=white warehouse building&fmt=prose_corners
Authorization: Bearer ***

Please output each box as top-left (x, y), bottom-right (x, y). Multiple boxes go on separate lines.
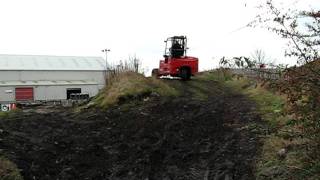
top-left (0, 54), bottom-right (106, 103)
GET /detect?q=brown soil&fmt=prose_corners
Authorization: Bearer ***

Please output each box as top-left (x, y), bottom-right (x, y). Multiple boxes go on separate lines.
top-left (0, 78), bottom-right (264, 180)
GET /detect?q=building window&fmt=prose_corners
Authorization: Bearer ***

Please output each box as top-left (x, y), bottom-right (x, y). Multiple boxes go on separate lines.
top-left (66, 88), bottom-right (81, 99)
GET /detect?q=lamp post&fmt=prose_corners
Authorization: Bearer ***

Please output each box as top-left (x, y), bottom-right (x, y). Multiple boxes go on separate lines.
top-left (101, 49), bottom-right (110, 71)
top-left (102, 49), bottom-right (110, 85)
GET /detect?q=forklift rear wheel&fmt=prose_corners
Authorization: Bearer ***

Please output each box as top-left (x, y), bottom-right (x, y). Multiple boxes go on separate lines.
top-left (180, 68), bottom-right (191, 80)
top-left (151, 68), bottom-right (159, 78)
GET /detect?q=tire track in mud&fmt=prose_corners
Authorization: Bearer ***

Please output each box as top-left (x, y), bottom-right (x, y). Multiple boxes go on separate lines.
top-left (0, 78), bottom-right (263, 180)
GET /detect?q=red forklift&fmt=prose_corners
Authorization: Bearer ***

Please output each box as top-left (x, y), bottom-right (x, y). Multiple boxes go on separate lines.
top-left (152, 36), bottom-right (198, 80)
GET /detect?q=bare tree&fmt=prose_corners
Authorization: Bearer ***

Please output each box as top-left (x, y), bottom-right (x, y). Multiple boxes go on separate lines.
top-left (250, 0), bottom-right (320, 65)
top-left (251, 49), bottom-right (267, 65)
top-left (251, 49), bottom-right (278, 68)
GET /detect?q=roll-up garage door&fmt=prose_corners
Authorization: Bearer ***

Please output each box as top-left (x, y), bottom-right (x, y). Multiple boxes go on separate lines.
top-left (15, 87), bottom-right (34, 101)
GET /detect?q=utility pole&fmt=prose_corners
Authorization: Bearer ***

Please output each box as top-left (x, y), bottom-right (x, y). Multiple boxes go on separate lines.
top-left (102, 49), bottom-right (110, 85)
top-left (102, 49), bottom-right (110, 71)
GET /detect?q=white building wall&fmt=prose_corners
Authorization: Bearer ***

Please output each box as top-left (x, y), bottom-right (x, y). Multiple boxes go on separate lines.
top-left (0, 70), bottom-right (105, 85)
top-left (0, 85), bottom-right (100, 102)
top-left (34, 85), bottom-right (100, 101)
top-left (0, 70), bottom-right (105, 102)
top-left (0, 87), bottom-right (15, 102)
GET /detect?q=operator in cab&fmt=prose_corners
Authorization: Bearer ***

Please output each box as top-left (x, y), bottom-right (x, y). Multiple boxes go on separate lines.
top-left (171, 40), bottom-right (184, 58)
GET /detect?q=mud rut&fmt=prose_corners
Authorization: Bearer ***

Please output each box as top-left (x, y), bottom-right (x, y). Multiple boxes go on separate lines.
top-left (0, 78), bottom-right (263, 180)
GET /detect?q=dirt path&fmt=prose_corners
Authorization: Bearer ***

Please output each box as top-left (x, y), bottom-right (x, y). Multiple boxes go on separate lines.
top-left (0, 78), bottom-right (263, 180)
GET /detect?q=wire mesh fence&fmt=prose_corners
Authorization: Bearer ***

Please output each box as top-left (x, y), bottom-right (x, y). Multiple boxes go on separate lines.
top-left (230, 68), bottom-right (283, 80)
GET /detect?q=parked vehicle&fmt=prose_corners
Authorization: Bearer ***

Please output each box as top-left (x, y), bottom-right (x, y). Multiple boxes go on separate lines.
top-left (152, 36), bottom-right (199, 80)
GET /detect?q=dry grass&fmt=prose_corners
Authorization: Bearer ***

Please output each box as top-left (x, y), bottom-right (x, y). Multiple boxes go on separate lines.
top-left (95, 72), bottom-right (178, 108)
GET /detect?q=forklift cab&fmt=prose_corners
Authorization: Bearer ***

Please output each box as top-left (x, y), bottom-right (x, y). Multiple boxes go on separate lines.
top-left (164, 36), bottom-right (187, 61)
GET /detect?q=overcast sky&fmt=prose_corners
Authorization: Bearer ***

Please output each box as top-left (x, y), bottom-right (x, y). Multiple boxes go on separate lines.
top-left (0, 0), bottom-right (318, 73)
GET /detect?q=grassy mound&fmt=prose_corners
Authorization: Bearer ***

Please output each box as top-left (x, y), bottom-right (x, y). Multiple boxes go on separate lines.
top-left (94, 72), bottom-right (178, 108)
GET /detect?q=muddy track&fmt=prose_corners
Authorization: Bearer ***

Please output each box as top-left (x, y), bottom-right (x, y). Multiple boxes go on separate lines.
top-left (0, 78), bottom-right (263, 180)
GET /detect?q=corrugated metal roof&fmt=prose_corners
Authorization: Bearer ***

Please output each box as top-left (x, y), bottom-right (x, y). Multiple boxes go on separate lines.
top-left (0, 80), bottom-right (98, 86)
top-left (0, 54), bottom-right (106, 71)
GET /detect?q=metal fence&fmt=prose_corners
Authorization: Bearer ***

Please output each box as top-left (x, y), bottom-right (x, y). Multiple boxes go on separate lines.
top-left (230, 68), bottom-right (283, 80)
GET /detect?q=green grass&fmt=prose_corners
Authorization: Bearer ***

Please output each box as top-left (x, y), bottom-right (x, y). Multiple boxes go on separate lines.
top-left (0, 157), bottom-right (23, 180)
top-left (0, 109), bottom-right (21, 119)
top-left (197, 70), bottom-right (233, 82)
top-left (225, 78), bottom-right (285, 130)
top-left (0, 112), bottom-right (9, 118)
top-left (94, 72), bottom-right (179, 108)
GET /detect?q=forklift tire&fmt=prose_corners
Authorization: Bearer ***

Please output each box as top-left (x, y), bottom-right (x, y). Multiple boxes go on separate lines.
top-left (180, 67), bottom-right (191, 80)
top-left (151, 68), bottom-right (159, 78)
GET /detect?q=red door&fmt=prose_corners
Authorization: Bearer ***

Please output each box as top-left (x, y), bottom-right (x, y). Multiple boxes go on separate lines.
top-left (15, 87), bottom-right (34, 101)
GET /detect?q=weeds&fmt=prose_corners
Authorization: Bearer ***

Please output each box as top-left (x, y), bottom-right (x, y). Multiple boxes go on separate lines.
top-left (0, 109), bottom-right (21, 119)
top-left (216, 72), bottom-right (318, 179)
top-left (94, 71), bottom-right (178, 108)
top-left (0, 157), bottom-right (23, 180)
